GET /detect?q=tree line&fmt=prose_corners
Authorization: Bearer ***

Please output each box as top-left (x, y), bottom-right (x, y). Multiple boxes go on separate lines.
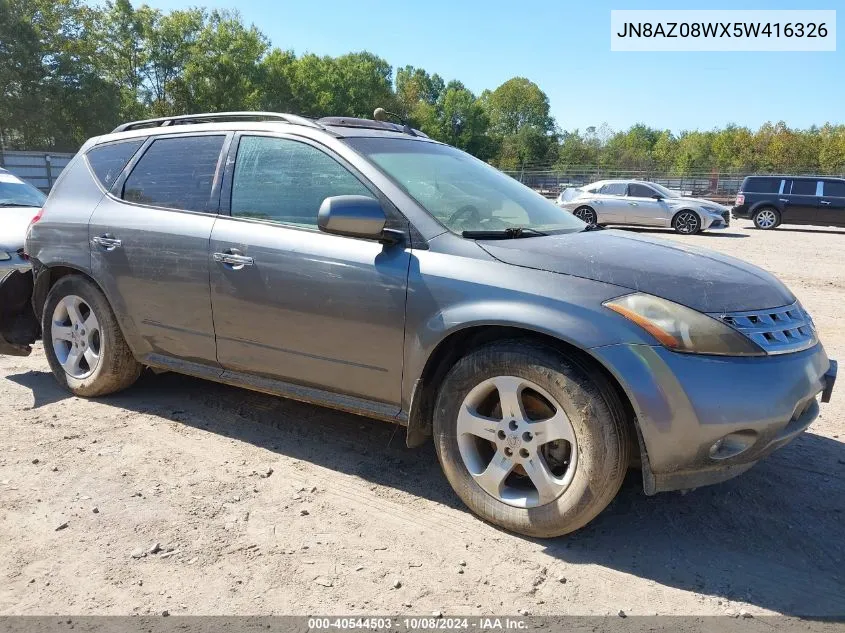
top-left (2, 0), bottom-right (844, 175)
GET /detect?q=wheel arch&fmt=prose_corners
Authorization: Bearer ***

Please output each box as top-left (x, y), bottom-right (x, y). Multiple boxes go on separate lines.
top-left (32, 262), bottom-right (142, 359)
top-left (405, 325), bottom-right (641, 466)
top-left (33, 262), bottom-right (106, 320)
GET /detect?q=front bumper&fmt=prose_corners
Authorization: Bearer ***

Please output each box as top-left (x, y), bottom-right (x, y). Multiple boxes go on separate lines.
top-left (591, 342), bottom-right (835, 494)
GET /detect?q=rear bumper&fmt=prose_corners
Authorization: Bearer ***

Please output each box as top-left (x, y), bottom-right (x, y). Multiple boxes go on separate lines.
top-left (0, 265), bottom-right (38, 357)
top-left (591, 342), bottom-right (835, 494)
top-left (731, 204), bottom-right (751, 219)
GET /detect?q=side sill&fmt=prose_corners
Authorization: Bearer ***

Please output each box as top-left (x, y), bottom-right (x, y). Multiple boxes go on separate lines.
top-left (142, 354), bottom-right (406, 425)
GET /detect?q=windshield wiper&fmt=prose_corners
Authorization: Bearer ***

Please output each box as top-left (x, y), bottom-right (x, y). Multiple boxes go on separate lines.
top-left (0, 202), bottom-right (41, 207)
top-left (581, 223), bottom-right (605, 232)
top-left (462, 227), bottom-right (548, 239)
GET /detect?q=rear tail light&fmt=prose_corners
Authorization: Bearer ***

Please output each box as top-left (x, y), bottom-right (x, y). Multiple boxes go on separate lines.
top-left (24, 208), bottom-right (44, 252)
top-left (28, 208), bottom-right (44, 229)
top-left (735, 194), bottom-right (745, 206)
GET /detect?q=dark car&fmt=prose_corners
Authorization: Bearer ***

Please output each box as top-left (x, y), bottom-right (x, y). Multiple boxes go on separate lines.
top-left (732, 175), bottom-right (845, 230)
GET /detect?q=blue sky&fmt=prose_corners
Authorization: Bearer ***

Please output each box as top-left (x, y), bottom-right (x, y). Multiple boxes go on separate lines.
top-left (136, 0), bottom-right (841, 133)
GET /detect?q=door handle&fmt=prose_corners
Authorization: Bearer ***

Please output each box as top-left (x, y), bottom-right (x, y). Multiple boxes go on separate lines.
top-left (92, 235), bottom-right (122, 250)
top-left (779, 199), bottom-right (789, 203)
top-left (213, 250), bottom-right (254, 268)
top-left (628, 202), bottom-right (639, 206)
top-left (820, 200), bottom-right (831, 205)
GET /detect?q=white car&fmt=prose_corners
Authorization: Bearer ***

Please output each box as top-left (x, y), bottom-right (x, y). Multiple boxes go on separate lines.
top-left (556, 180), bottom-right (730, 234)
top-left (0, 168), bottom-right (46, 272)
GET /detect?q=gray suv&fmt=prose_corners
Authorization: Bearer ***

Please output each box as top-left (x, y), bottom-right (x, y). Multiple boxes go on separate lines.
top-left (0, 112), bottom-right (836, 537)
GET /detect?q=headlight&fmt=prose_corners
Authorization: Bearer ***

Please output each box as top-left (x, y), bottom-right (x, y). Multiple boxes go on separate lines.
top-left (0, 251), bottom-right (10, 261)
top-left (604, 292), bottom-right (765, 356)
top-left (701, 206), bottom-right (724, 215)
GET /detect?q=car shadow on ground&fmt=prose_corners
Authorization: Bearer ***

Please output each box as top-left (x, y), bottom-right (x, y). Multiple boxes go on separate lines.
top-left (755, 226), bottom-right (845, 236)
top-left (7, 368), bottom-right (845, 615)
top-left (621, 227), bottom-right (749, 239)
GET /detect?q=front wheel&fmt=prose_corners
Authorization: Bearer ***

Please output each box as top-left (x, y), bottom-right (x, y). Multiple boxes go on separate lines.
top-left (672, 210), bottom-right (701, 234)
top-left (573, 206), bottom-right (597, 225)
top-left (432, 341), bottom-right (630, 537)
top-left (42, 275), bottom-right (141, 397)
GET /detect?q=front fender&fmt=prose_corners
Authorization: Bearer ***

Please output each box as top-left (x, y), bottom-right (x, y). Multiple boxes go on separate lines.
top-left (400, 248), bottom-right (654, 443)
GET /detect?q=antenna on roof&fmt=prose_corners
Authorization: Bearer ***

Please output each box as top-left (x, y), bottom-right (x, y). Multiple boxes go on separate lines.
top-left (373, 108), bottom-right (417, 137)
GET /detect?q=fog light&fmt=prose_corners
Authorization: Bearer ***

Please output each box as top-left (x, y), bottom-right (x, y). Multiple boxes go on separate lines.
top-left (709, 430), bottom-right (757, 460)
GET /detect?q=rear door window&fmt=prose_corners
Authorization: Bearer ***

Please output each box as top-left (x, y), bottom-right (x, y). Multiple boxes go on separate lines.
top-left (822, 180), bottom-right (845, 197)
top-left (122, 135), bottom-right (225, 212)
top-left (790, 179), bottom-right (819, 197)
top-left (600, 183), bottom-right (627, 196)
top-left (86, 139), bottom-right (145, 190)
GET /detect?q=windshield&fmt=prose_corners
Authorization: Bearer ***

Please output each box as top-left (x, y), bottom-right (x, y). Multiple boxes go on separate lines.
top-left (346, 138), bottom-right (585, 235)
top-left (649, 182), bottom-right (681, 198)
top-left (0, 173), bottom-right (47, 207)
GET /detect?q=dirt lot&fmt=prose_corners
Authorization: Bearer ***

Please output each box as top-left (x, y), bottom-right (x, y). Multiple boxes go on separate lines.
top-left (1, 219), bottom-right (843, 617)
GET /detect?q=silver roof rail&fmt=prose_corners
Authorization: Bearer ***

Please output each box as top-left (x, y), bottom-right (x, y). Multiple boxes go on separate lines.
top-left (111, 111), bottom-right (322, 133)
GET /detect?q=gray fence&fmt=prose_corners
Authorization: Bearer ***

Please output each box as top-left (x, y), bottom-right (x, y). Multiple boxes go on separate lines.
top-left (0, 150), bottom-right (75, 192)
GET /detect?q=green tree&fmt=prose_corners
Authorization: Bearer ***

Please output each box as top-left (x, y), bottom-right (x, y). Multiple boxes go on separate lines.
top-left (100, 0), bottom-right (148, 121)
top-left (173, 9), bottom-right (267, 112)
top-left (142, 7), bottom-right (205, 116)
top-left (481, 77), bottom-right (556, 169)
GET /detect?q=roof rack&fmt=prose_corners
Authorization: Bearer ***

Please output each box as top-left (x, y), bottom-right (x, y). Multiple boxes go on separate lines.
top-left (111, 111), bottom-right (322, 133)
top-left (318, 117), bottom-right (428, 138)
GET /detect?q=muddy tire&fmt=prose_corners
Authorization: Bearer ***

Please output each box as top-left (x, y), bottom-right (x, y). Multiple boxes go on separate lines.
top-left (42, 275), bottom-right (141, 397)
top-left (432, 340), bottom-right (630, 538)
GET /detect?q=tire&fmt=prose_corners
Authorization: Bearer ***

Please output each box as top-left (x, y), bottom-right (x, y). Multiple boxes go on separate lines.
top-left (42, 275), bottom-right (141, 397)
top-left (672, 210), bottom-right (701, 234)
top-left (573, 206), bottom-right (597, 225)
top-left (432, 340), bottom-right (630, 537)
top-left (753, 207), bottom-right (780, 230)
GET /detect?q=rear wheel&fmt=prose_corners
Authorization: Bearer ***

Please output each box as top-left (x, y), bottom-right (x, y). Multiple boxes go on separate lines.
top-left (432, 341), bottom-right (630, 537)
top-left (573, 206), bottom-right (597, 225)
top-left (42, 275), bottom-right (141, 397)
top-left (753, 207), bottom-right (780, 230)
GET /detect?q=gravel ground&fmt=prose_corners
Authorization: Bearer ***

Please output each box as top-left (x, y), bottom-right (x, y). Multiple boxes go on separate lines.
top-left (1, 219), bottom-right (843, 617)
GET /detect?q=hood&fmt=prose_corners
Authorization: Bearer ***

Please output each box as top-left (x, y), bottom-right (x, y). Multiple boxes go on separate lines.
top-left (477, 229), bottom-right (794, 313)
top-left (665, 196), bottom-right (726, 210)
top-left (0, 207), bottom-right (39, 251)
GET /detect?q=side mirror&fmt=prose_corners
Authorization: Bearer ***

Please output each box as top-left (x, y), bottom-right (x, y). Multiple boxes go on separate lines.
top-left (652, 194), bottom-right (664, 200)
top-left (318, 195), bottom-right (398, 243)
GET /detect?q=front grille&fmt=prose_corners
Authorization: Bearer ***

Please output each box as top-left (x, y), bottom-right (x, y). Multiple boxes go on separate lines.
top-left (709, 302), bottom-right (817, 355)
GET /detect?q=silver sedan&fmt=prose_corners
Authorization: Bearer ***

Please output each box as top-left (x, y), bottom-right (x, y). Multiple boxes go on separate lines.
top-left (557, 180), bottom-right (730, 234)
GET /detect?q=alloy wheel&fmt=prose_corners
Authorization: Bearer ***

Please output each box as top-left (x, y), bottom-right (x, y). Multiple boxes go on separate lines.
top-left (574, 207), bottom-right (596, 225)
top-left (51, 295), bottom-right (102, 378)
top-left (456, 376), bottom-right (578, 508)
top-left (675, 211), bottom-right (700, 234)
top-left (755, 209), bottom-right (777, 229)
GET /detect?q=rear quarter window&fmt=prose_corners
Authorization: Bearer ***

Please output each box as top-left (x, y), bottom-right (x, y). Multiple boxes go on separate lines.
top-left (743, 177), bottom-right (781, 194)
top-left (86, 139), bottom-right (145, 189)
